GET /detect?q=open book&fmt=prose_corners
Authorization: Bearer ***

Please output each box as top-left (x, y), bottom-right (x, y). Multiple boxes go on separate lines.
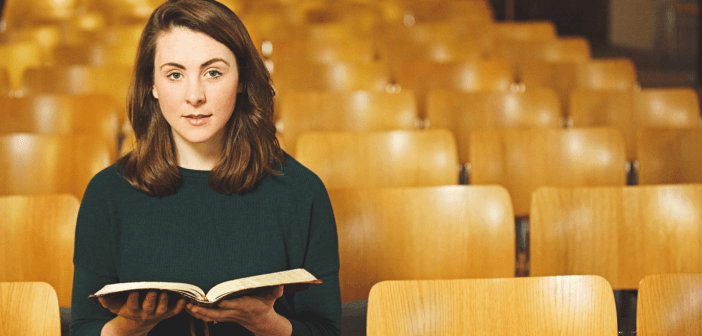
top-left (89, 268), bottom-right (321, 307)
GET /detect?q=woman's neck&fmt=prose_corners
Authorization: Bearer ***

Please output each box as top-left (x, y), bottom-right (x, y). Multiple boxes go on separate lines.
top-left (172, 132), bottom-right (224, 171)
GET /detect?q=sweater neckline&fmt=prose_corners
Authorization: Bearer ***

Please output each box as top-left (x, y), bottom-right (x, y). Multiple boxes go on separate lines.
top-left (178, 166), bottom-right (210, 179)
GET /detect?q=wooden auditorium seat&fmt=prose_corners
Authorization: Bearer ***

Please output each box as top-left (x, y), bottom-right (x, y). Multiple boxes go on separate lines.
top-left (521, 58), bottom-right (639, 119)
top-left (295, 129), bottom-right (459, 188)
top-left (0, 134), bottom-right (111, 199)
top-left (493, 37), bottom-right (591, 80)
top-left (426, 88), bottom-right (563, 165)
top-left (271, 61), bottom-right (391, 94)
top-left (19, 65), bottom-right (132, 126)
top-left (493, 21), bottom-right (558, 41)
top-left (637, 273), bottom-right (702, 336)
top-left (0, 68), bottom-right (9, 96)
top-left (571, 87), bottom-right (701, 161)
top-left (329, 185), bottom-right (515, 302)
top-left (0, 93), bottom-right (122, 159)
top-left (468, 127), bottom-right (627, 217)
top-left (269, 39), bottom-right (377, 64)
top-left (277, 90), bottom-right (418, 154)
top-left (530, 184), bottom-right (702, 289)
top-left (0, 194), bottom-right (79, 307)
top-left (0, 42), bottom-right (43, 91)
top-left (0, 282), bottom-right (61, 336)
top-left (637, 128), bottom-right (702, 184)
top-left (396, 59), bottom-right (514, 117)
top-left (367, 276), bottom-right (618, 335)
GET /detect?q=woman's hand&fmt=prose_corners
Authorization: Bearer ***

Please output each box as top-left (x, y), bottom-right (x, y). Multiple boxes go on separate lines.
top-left (99, 291), bottom-right (187, 336)
top-left (186, 285), bottom-right (292, 336)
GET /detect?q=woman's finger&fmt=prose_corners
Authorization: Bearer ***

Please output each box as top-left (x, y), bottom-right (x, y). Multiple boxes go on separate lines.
top-left (124, 291), bottom-right (141, 312)
top-left (155, 292), bottom-right (169, 315)
top-left (142, 291), bottom-right (158, 314)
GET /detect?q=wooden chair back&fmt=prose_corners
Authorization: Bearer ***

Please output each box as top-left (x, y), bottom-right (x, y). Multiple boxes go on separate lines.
top-left (530, 184), bottom-right (702, 289)
top-left (295, 129), bottom-right (459, 188)
top-left (330, 185), bottom-right (515, 302)
top-left (0, 94), bottom-right (121, 158)
top-left (494, 21), bottom-right (558, 41)
top-left (570, 88), bottom-right (701, 161)
top-left (271, 61), bottom-right (391, 94)
top-left (367, 276), bottom-right (618, 336)
top-left (270, 39), bottom-right (377, 64)
top-left (0, 194), bottom-right (79, 307)
top-left (277, 91), bottom-right (418, 154)
top-left (637, 273), bottom-right (702, 336)
top-left (19, 65), bottom-right (132, 122)
top-left (378, 39), bottom-right (486, 77)
top-left (396, 59), bottom-right (514, 117)
top-left (50, 42), bottom-right (139, 67)
top-left (0, 134), bottom-right (111, 199)
top-left (427, 88), bottom-right (563, 164)
top-left (0, 282), bottom-right (61, 336)
top-left (400, 1), bottom-right (494, 23)
top-left (469, 127), bottom-right (627, 217)
top-left (494, 37), bottom-right (591, 79)
top-left (577, 58), bottom-right (638, 90)
top-left (520, 59), bottom-right (581, 118)
top-left (637, 128), bottom-right (702, 184)
top-left (0, 68), bottom-right (9, 96)
top-left (0, 42), bottom-right (43, 90)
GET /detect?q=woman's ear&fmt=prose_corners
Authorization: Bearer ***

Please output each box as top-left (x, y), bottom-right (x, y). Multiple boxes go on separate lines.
top-left (152, 86), bottom-right (159, 99)
top-left (237, 82), bottom-right (244, 93)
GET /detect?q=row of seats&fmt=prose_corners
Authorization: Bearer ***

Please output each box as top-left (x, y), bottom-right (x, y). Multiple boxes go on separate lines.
top-left (1, 86), bottom-right (697, 164)
top-left (2, 184), bottom-right (701, 323)
top-left (5, 274), bottom-right (700, 335)
top-left (2, 126), bottom-right (701, 209)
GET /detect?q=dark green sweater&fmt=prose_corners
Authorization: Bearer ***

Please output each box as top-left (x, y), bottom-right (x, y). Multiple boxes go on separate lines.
top-left (71, 154), bottom-right (341, 336)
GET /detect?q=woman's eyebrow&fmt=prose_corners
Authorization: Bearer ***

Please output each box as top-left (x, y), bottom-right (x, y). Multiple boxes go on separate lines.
top-left (159, 58), bottom-right (230, 70)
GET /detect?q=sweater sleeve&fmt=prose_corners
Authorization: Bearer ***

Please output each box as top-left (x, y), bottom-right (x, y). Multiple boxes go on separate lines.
top-left (70, 171), bottom-right (119, 335)
top-left (287, 178), bottom-right (342, 336)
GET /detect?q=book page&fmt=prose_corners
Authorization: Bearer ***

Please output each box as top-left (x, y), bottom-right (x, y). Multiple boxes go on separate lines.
top-left (206, 269), bottom-right (322, 302)
top-left (90, 282), bottom-right (207, 302)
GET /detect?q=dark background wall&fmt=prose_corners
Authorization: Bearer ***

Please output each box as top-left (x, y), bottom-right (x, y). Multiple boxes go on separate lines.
top-left (490, 0), bottom-right (610, 46)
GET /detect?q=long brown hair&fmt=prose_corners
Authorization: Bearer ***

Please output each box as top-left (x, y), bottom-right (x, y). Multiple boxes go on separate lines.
top-left (118, 0), bottom-right (284, 196)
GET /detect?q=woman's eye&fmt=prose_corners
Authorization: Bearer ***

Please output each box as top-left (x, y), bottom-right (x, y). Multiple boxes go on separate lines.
top-left (206, 70), bottom-right (222, 78)
top-left (167, 72), bottom-right (182, 81)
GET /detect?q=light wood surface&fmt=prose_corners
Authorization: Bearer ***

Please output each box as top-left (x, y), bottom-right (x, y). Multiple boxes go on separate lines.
top-left (0, 42), bottom-right (43, 90)
top-left (469, 127), bottom-right (627, 217)
top-left (0, 195), bottom-right (79, 307)
top-left (637, 273), bottom-right (702, 336)
top-left (0, 94), bottom-right (121, 158)
top-left (329, 185), bottom-right (515, 302)
top-left (520, 59), bottom-right (581, 117)
top-left (19, 65), bottom-right (132, 124)
top-left (530, 185), bottom-right (702, 289)
top-left (577, 58), bottom-right (638, 90)
top-left (399, 1), bottom-right (494, 23)
top-left (637, 128), bottom-right (702, 185)
top-left (367, 276), bottom-right (618, 336)
top-left (270, 40), bottom-right (376, 63)
top-left (570, 88), bottom-right (700, 161)
top-left (494, 21), bottom-right (558, 41)
top-left (0, 68), bottom-right (9, 96)
top-left (277, 90), bottom-right (418, 154)
top-left (378, 38), bottom-right (485, 77)
top-left (0, 134), bottom-right (112, 199)
top-left (396, 59), bottom-right (514, 117)
top-left (271, 61), bottom-right (391, 94)
top-left (427, 88), bottom-right (562, 164)
top-left (50, 42), bottom-right (139, 68)
top-left (494, 37), bottom-right (591, 79)
top-left (0, 282), bottom-right (61, 336)
top-left (295, 129), bottom-right (459, 188)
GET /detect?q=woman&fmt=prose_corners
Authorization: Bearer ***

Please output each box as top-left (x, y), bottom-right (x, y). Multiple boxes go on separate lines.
top-left (70, 0), bottom-right (341, 335)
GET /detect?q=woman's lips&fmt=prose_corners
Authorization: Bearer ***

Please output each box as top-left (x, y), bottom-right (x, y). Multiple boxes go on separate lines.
top-left (183, 114), bottom-right (212, 126)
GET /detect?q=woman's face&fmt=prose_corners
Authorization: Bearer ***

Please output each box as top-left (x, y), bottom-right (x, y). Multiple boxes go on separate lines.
top-left (152, 27), bottom-right (241, 153)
